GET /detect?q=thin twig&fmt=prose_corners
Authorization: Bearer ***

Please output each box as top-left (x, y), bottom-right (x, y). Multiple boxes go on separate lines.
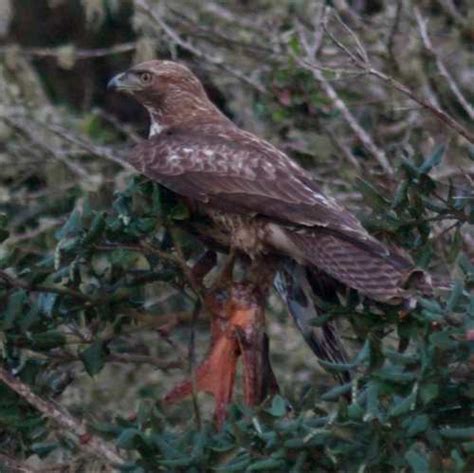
top-left (437, 0), bottom-right (467, 27)
top-left (322, 9), bottom-right (474, 144)
top-left (93, 109), bottom-right (143, 144)
top-left (37, 349), bottom-right (183, 371)
top-left (4, 219), bottom-right (62, 245)
top-left (294, 12), bottom-right (394, 174)
top-left (432, 163), bottom-right (474, 179)
top-left (324, 125), bottom-right (361, 170)
top-left (188, 300), bottom-right (202, 430)
top-left (296, 56), bottom-right (394, 174)
top-left (0, 269), bottom-right (92, 302)
top-left (0, 42), bottom-right (136, 60)
top-left (0, 366), bottom-right (124, 467)
top-left (43, 123), bottom-right (134, 171)
top-left (386, 0), bottom-right (403, 73)
top-left (135, 0), bottom-right (268, 94)
top-left (0, 454), bottom-right (37, 473)
top-left (2, 116), bottom-right (92, 180)
top-left (367, 67), bottom-right (474, 143)
top-left (0, 269), bottom-right (132, 308)
top-left (414, 7), bottom-right (474, 121)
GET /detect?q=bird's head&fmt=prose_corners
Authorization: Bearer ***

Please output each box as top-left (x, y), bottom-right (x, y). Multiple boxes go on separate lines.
top-left (108, 60), bottom-right (228, 132)
top-left (107, 60), bottom-right (204, 102)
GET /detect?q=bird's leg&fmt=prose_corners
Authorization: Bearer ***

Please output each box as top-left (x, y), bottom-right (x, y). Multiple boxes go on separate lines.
top-left (191, 250), bottom-right (217, 284)
top-left (214, 247), bottom-right (237, 286)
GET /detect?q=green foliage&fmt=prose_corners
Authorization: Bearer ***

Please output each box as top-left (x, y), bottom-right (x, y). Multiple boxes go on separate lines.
top-left (1, 150), bottom-right (472, 470)
top-left (1, 0), bottom-right (473, 471)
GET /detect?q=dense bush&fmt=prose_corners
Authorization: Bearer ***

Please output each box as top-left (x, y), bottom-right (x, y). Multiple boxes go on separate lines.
top-left (1, 1), bottom-right (473, 471)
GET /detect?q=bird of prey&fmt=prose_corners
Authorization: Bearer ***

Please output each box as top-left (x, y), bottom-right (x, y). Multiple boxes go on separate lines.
top-left (108, 60), bottom-right (429, 382)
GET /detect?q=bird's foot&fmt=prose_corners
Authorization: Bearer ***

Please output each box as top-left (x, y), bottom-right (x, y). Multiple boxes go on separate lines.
top-left (163, 282), bottom-right (278, 429)
top-left (213, 248), bottom-right (237, 287)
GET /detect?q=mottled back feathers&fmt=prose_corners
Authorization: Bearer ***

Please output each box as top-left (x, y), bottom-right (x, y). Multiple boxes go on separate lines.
top-left (117, 60), bottom-right (423, 303)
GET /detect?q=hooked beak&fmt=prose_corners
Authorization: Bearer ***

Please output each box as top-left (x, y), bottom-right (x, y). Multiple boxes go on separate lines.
top-left (107, 72), bottom-right (138, 92)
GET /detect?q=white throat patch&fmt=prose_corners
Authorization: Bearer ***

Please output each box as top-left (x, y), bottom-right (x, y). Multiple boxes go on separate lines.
top-left (149, 120), bottom-right (164, 138)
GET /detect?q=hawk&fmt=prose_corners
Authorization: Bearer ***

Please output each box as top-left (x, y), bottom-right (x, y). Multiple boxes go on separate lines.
top-left (108, 60), bottom-right (429, 381)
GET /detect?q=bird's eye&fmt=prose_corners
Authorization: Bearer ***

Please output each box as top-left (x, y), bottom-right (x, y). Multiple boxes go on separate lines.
top-left (139, 72), bottom-right (152, 84)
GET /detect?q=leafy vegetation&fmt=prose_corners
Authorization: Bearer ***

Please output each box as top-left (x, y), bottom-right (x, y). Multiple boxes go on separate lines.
top-left (1, 0), bottom-right (473, 471)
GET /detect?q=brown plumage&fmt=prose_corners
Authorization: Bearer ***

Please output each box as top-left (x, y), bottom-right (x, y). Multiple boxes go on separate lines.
top-left (109, 60), bottom-right (420, 303)
top-left (108, 60), bottom-right (433, 383)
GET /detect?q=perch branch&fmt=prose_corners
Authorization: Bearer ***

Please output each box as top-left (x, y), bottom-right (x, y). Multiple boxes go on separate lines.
top-left (0, 366), bottom-right (124, 467)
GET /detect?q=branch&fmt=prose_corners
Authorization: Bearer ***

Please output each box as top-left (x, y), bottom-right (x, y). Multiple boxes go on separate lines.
top-left (366, 67), bottom-right (474, 144)
top-left (432, 163), bottom-right (474, 180)
top-left (135, 0), bottom-right (268, 94)
top-left (295, 14), bottom-right (393, 175)
top-left (41, 123), bottom-right (135, 171)
top-left (296, 56), bottom-right (394, 174)
top-left (437, 0), bottom-right (467, 27)
top-left (0, 454), bottom-right (37, 473)
top-left (0, 42), bottom-right (136, 60)
top-left (323, 125), bottom-right (361, 170)
top-left (2, 116), bottom-right (92, 180)
top-left (0, 269), bottom-right (131, 308)
top-left (0, 366), bottom-right (124, 467)
top-left (414, 7), bottom-right (474, 121)
top-left (41, 349), bottom-right (183, 371)
top-left (0, 269), bottom-right (92, 303)
top-left (324, 10), bottom-right (474, 145)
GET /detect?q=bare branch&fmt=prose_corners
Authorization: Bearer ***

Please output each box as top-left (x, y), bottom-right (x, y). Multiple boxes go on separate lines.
top-left (366, 67), bottom-right (474, 144)
top-left (0, 269), bottom-right (93, 303)
top-left (0, 366), bottom-right (124, 467)
top-left (414, 7), bottom-right (474, 121)
top-left (432, 163), bottom-right (474, 180)
top-left (40, 349), bottom-right (183, 371)
top-left (2, 116), bottom-right (92, 180)
top-left (0, 454), bottom-right (37, 473)
top-left (135, 0), bottom-right (268, 94)
top-left (322, 10), bottom-right (474, 145)
top-left (323, 125), bottom-right (362, 170)
top-left (296, 55), bottom-right (394, 174)
top-left (0, 42), bottom-right (136, 60)
top-left (437, 0), bottom-right (467, 27)
top-left (42, 123), bottom-right (135, 171)
top-left (0, 269), bottom-right (131, 308)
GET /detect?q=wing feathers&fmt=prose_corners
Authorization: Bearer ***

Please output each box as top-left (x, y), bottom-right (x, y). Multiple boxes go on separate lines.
top-left (130, 124), bottom-right (417, 302)
top-left (287, 231), bottom-right (410, 302)
top-left (274, 260), bottom-right (351, 384)
top-left (129, 125), bottom-right (368, 238)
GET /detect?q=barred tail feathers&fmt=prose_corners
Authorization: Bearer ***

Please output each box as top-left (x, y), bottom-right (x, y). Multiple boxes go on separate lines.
top-left (274, 259), bottom-right (351, 384)
top-left (287, 231), bottom-right (413, 303)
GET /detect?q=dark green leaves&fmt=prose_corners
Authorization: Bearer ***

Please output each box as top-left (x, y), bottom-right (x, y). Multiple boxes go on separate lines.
top-left (418, 144), bottom-right (445, 175)
top-left (3, 289), bottom-right (27, 329)
top-left (0, 213), bottom-right (9, 243)
top-left (404, 447), bottom-right (429, 473)
top-left (80, 341), bottom-right (109, 376)
top-left (0, 120), bottom-right (469, 472)
top-left (56, 209), bottom-right (82, 240)
top-left (268, 395), bottom-right (287, 417)
top-left (81, 211), bottom-right (106, 245)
